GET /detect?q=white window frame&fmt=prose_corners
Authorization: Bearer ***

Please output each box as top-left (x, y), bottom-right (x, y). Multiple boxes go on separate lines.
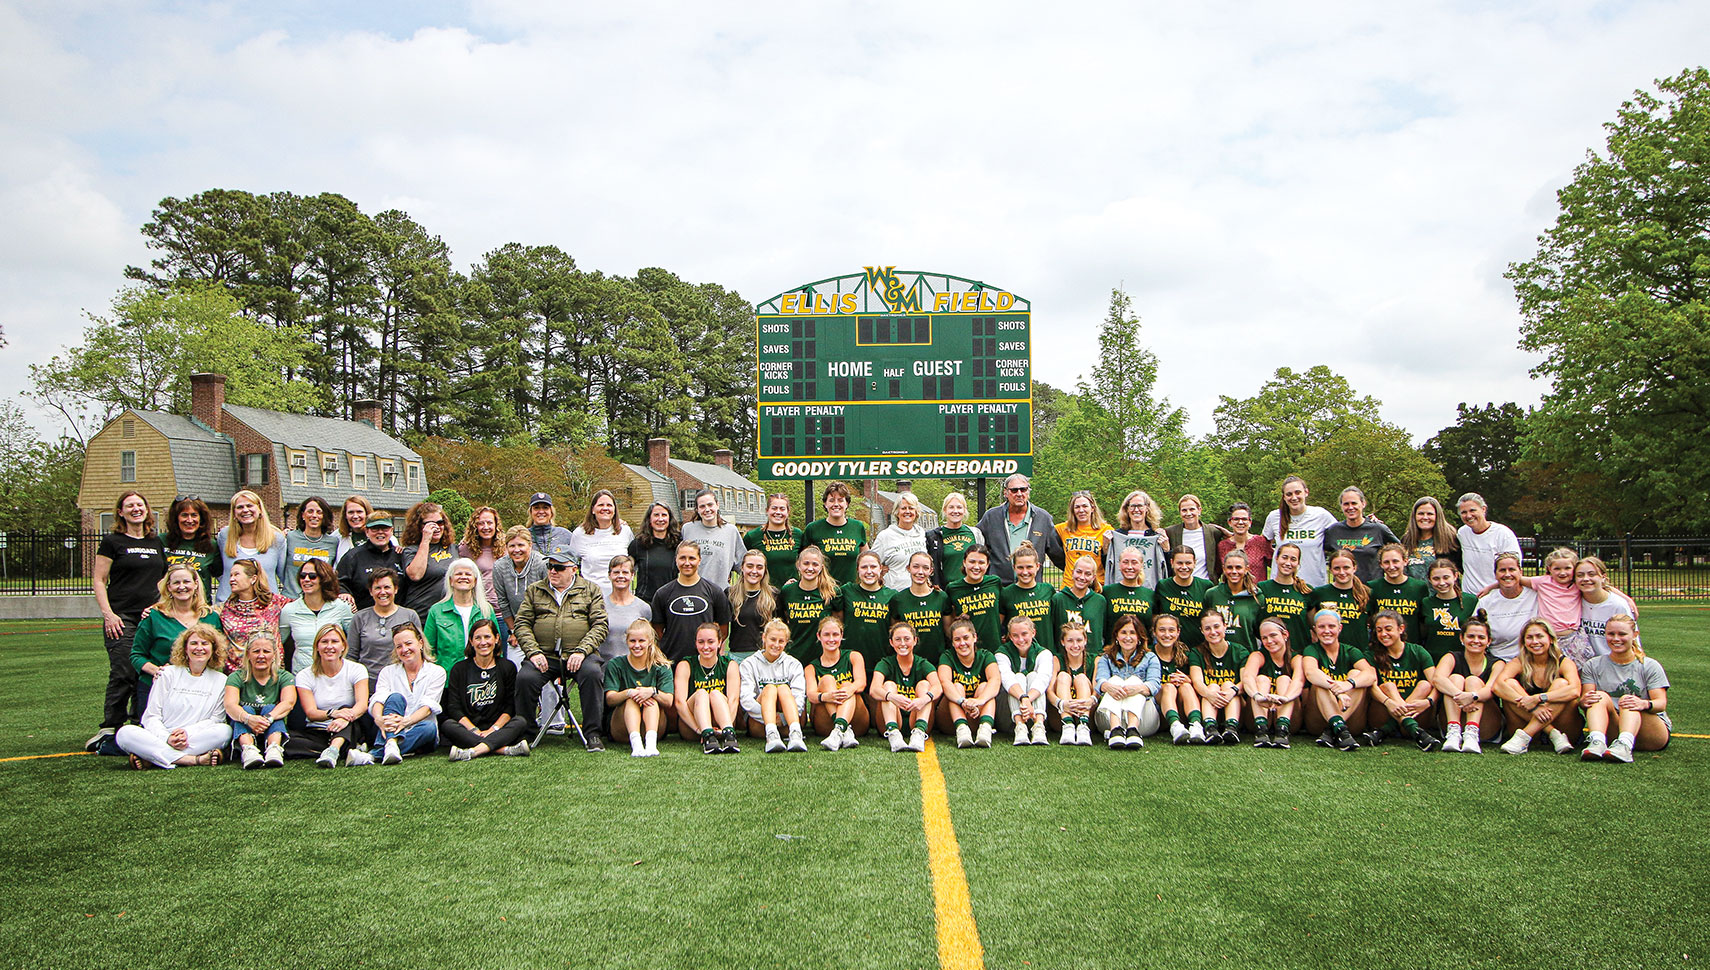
top-left (120, 450), bottom-right (136, 483)
top-left (407, 462), bottom-right (421, 493)
top-left (289, 450), bottom-right (308, 486)
top-left (351, 454), bottom-right (368, 490)
top-left (380, 459), bottom-right (397, 490)
top-left (321, 453), bottom-right (338, 488)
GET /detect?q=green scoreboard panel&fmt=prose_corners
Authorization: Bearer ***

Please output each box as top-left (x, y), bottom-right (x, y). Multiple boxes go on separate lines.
top-left (754, 268), bottom-right (1032, 481)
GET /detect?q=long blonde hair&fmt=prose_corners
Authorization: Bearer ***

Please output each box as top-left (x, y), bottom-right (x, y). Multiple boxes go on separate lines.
top-left (729, 549), bottom-right (778, 627)
top-left (1518, 618), bottom-right (1565, 687)
top-left (149, 565), bottom-right (214, 619)
top-left (623, 618), bottom-right (671, 668)
top-left (225, 489), bottom-right (278, 555)
top-left (1117, 490), bottom-right (1162, 531)
top-left (793, 546), bottom-right (840, 601)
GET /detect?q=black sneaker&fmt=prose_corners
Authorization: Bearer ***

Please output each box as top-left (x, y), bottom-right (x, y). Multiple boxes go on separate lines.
top-left (1360, 729), bottom-right (1384, 747)
top-left (584, 733), bottom-right (606, 753)
top-left (1252, 727), bottom-right (1272, 748)
top-left (1204, 727), bottom-right (1223, 746)
top-left (702, 736), bottom-right (719, 754)
top-left (1415, 728), bottom-right (1442, 752)
top-left (719, 729), bottom-right (740, 754)
top-left (1274, 729), bottom-right (1291, 749)
top-left (1335, 728), bottom-right (1361, 751)
top-left (1221, 727), bottom-right (1241, 745)
top-left (1315, 729), bottom-right (1335, 748)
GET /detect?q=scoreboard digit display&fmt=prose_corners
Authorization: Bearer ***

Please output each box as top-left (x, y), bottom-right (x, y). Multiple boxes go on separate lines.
top-left (754, 267), bottom-right (1032, 481)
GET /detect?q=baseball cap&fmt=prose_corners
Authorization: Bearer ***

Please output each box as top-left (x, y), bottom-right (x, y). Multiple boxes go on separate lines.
top-left (529, 492), bottom-right (553, 507)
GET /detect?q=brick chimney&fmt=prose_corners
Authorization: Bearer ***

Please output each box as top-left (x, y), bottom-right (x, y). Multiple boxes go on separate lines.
top-left (352, 400), bottom-right (383, 430)
top-left (648, 437), bottom-right (671, 475)
top-left (190, 373), bottom-right (226, 432)
top-left (713, 448), bottom-right (733, 470)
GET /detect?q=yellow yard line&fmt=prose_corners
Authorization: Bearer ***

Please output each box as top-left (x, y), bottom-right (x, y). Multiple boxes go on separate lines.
top-left (0, 750), bottom-right (94, 763)
top-left (917, 738), bottom-right (984, 970)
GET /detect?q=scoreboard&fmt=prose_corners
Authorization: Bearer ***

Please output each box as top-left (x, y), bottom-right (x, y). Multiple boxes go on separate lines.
top-left (755, 267), bottom-right (1032, 481)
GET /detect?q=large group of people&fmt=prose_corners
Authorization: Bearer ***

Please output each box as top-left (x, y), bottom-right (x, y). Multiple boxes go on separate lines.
top-left (91, 473), bottom-right (1671, 768)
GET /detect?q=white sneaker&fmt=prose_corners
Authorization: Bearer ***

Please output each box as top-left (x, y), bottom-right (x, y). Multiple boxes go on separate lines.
top-left (448, 745), bottom-right (473, 761)
top-left (1013, 722), bottom-right (1030, 746)
top-left (907, 728), bottom-right (927, 752)
top-left (1130, 730), bottom-right (1146, 749)
top-left (1031, 721), bottom-right (1049, 745)
top-left (1441, 723), bottom-right (1462, 753)
top-left (503, 739), bottom-right (531, 757)
top-left (888, 729), bottom-right (906, 752)
top-left (1077, 723), bottom-right (1094, 746)
top-left (1060, 724), bottom-right (1076, 745)
top-left (840, 726), bottom-right (860, 748)
top-left (1170, 721), bottom-right (1189, 744)
top-left (784, 727), bottom-right (807, 752)
top-left (1188, 722), bottom-right (1206, 744)
top-left (263, 741), bottom-right (285, 768)
top-left (1107, 729), bottom-right (1123, 749)
top-left (382, 738), bottom-right (403, 764)
top-left (1606, 739), bottom-right (1635, 763)
top-left (1500, 732), bottom-right (1531, 755)
top-left (821, 730), bottom-right (843, 751)
top-left (1581, 736), bottom-right (1608, 761)
top-left (956, 722), bottom-right (975, 748)
top-left (345, 747), bottom-right (375, 766)
top-left (1462, 731), bottom-right (1483, 754)
top-left (316, 746), bottom-right (339, 768)
top-left (974, 722), bottom-right (994, 748)
top-left (240, 744), bottom-right (263, 769)
top-left (765, 731), bottom-right (785, 754)
top-left (1548, 728), bottom-right (1574, 755)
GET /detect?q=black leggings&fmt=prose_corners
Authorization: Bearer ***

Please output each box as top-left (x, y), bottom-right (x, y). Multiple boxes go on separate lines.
top-left (283, 720), bottom-right (367, 759)
top-left (440, 717), bottom-right (529, 751)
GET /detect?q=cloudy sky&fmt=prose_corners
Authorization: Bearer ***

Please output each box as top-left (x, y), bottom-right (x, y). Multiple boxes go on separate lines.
top-left (3, 1), bottom-right (1705, 442)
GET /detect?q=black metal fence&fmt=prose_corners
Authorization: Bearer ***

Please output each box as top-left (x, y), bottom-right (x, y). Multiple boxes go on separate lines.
top-left (5, 529), bottom-right (1710, 600)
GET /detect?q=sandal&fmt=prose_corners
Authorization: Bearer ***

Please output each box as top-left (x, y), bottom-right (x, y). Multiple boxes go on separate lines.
top-left (127, 754), bottom-right (149, 771)
top-left (205, 749), bottom-right (222, 767)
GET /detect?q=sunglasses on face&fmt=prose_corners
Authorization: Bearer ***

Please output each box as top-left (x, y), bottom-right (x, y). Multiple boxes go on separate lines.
top-left (547, 563), bottom-right (572, 572)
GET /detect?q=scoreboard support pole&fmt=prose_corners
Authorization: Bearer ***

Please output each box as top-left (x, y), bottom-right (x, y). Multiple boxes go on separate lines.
top-left (976, 478), bottom-right (988, 517)
top-left (805, 480), bottom-right (815, 524)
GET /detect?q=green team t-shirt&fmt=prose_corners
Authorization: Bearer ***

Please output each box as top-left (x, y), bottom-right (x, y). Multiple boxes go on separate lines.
top-left (1404, 537), bottom-right (1441, 582)
top-left (807, 650), bottom-right (856, 687)
top-left (1000, 582), bottom-right (1057, 653)
top-left (946, 576), bottom-right (1005, 652)
top-left (1373, 642), bottom-right (1434, 697)
top-left (744, 526), bottom-right (804, 590)
top-left (1060, 655), bottom-right (1091, 679)
top-left (1367, 576), bottom-right (1429, 643)
top-left (833, 582), bottom-right (896, 667)
top-left (1419, 592), bottom-right (1479, 661)
top-left (605, 659), bottom-right (675, 693)
top-left (1202, 585), bottom-right (1264, 650)
top-left (874, 655), bottom-right (934, 698)
top-left (888, 588), bottom-right (950, 665)
top-left (1152, 578), bottom-right (1215, 647)
top-left (1309, 584), bottom-right (1371, 652)
top-left (226, 669), bottom-right (295, 708)
top-left (1103, 583), bottom-right (1153, 630)
top-left (681, 656), bottom-right (730, 695)
top-left (1188, 642), bottom-right (1250, 688)
top-left (1303, 643), bottom-right (1369, 682)
top-left (941, 648), bottom-right (998, 696)
top-left (799, 518), bottom-right (869, 586)
top-left (1050, 588), bottom-right (1109, 652)
top-left (162, 536), bottom-right (221, 600)
top-left (1252, 650), bottom-right (1294, 682)
top-left (934, 525), bottom-right (979, 587)
top-left (1154, 646), bottom-right (1189, 680)
top-left (1255, 579), bottom-right (1313, 651)
top-left (778, 580), bottom-right (833, 662)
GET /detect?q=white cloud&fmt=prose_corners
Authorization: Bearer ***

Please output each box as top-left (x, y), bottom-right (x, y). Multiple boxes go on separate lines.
top-left (2, 0), bottom-right (1705, 447)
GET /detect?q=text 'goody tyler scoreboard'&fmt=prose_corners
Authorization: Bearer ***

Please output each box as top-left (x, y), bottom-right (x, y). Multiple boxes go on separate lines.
top-left (755, 267), bottom-right (1032, 481)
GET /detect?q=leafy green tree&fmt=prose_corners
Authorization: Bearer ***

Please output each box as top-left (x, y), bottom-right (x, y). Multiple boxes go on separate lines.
top-left (427, 488), bottom-right (475, 529)
top-left (29, 284), bottom-right (324, 443)
top-left (0, 402), bottom-right (83, 532)
top-left (1298, 421), bottom-right (1450, 527)
top-left (1211, 365), bottom-right (1384, 505)
top-left (1422, 403), bottom-right (1525, 523)
top-left (1506, 68), bottom-right (1710, 531)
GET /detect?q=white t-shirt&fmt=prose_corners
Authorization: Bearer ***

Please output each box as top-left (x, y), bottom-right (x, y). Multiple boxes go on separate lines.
top-left (1476, 586), bottom-right (1539, 661)
top-left (1261, 506), bottom-right (1338, 587)
top-left (295, 661), bottom-right (370, 723)
top-left (566, 522), bottom-right (636, 597)
top-left (1181, 529), bottom-right (1208, 580)
top-left (373, 662), bottom-right (447, 716)
top-left (1457, 522), bottom-right (1521, 595)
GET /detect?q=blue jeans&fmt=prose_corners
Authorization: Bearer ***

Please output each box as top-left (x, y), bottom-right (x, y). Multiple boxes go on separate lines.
top-left (230, 704), bottom-right (287, 745)
top-left (373, 692), bottom-right (437, 755)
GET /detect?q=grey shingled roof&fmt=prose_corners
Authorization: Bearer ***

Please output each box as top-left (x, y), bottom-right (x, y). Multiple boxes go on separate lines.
top-left (872, 489), bottom-right (939, 530)
top-left (670, 458), bottom-right (761, 493)
top-left (223, 405), bottom-right (422, 460)
top-left (132, 410), bottom-right (239, 499)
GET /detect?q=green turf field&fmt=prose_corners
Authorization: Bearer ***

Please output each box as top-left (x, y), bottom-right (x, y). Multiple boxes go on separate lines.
top-left (1, 610), bottom-right (1704, 969)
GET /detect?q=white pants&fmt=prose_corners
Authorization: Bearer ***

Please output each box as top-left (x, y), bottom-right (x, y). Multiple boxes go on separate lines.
top-left (998, 691), bottom-right (1046, 730)
top-left (115, 722), bottom-right (228, 768)
top-left (1096, 679), bottom-right (1161, 736)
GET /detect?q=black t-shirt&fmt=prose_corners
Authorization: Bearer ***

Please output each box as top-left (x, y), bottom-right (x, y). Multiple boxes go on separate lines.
top-left (400, 544), bottom-right (455, 615)
top-left (445, 658), bottom-right (517, 730)
top-left (337, 543), bottom-right (405, 611)
top-left (727, 587), bottom-right (770, 655)
top-left (650, 578), bottom-right (733, 662)
top-left (98, 532), bottom-right (168, 616)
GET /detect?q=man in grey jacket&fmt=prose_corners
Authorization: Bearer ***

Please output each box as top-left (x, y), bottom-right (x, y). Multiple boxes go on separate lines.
top-left (974, 474), bottom-right (1065, 584)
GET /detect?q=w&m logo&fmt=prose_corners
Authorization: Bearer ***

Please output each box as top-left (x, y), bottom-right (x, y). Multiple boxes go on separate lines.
top-left (864, 265), bottom-right (921, 312)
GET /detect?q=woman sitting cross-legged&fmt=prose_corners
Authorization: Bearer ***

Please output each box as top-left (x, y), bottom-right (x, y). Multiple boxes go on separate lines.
top-left (285, 623), bottom-right (371, 767)
top-left (369, 624), bottom-right (445, 764)
top-left (443, 618), bottom-right (531, 761)
top-left (117, 624), bottom-right (231, 769)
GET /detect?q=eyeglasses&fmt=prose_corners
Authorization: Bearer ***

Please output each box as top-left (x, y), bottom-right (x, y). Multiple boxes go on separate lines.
top-left (1007, 486), bottom-right (1030, 493)
top-left (546, 563), bottom-right (572, 572)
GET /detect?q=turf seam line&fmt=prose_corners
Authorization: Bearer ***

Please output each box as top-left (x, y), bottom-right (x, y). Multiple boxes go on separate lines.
top-left (917, 738), bottom-right (985, 970)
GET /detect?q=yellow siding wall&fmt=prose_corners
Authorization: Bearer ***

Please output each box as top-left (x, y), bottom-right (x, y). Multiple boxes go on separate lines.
top-left (78, 416), bottom-right (178, 520)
